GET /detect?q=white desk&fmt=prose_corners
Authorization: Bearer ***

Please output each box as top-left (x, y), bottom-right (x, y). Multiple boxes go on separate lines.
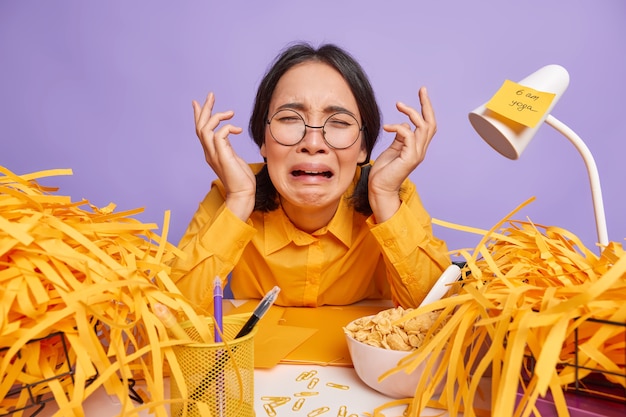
top-left (34, 364), bottom-right (444, 416)
top-left (30, 300), bottom-right (445, 417)
top-left (33, 299), bottom-right (446, 416)
top-left (254, 364), bottom-right (442, 417)
top-left (27, 297), bottom-right (626, 416)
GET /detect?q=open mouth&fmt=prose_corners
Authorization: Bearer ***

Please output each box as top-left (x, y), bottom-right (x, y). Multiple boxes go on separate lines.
top-left (292, 170), bottom-right (333, 178)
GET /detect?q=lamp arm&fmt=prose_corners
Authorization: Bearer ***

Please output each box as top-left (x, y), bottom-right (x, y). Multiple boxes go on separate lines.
top-left (544, 114), bottom-right (609, 247)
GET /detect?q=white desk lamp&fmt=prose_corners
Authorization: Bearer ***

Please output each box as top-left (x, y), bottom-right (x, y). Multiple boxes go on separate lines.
top-left (468, 64), bottom-right (609, 248)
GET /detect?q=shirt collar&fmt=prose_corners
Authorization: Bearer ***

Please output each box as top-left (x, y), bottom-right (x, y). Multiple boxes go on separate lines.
top-left (262, 195), bottom-right (355, 255)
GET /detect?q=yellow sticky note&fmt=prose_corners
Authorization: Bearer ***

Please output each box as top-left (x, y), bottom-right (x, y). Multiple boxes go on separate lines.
top-left (279, 305), bottom-right (385, 366)
top-left (226, 302), bottom-right (386, 367)
top-left (485, 79), bottom-right (556, 127)
top-left (226, 301), bottom-right (317, 368)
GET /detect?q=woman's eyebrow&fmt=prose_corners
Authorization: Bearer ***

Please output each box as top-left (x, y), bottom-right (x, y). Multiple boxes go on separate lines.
top-left (275, 102), bottom-right (357, 116)
top-left (275, 102), bottom-right (306, 111)
top-left (325, 105), bottom-right (355, 115)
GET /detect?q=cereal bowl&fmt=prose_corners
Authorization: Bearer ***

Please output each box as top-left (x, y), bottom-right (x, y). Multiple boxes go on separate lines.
top-left (343, 309), bottom-right (444, 399)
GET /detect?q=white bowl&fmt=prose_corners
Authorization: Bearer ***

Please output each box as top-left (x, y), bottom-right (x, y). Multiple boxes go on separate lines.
top-left (344, 319), bottom-right (443, 398)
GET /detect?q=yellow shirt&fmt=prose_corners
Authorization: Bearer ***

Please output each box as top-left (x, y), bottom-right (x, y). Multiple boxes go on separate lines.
top-left (171, 165), bottom-right (450, 312)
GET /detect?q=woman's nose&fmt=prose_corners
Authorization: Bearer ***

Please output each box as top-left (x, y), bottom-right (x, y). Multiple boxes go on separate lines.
top-left (298, 125), bottom-right (328, 152)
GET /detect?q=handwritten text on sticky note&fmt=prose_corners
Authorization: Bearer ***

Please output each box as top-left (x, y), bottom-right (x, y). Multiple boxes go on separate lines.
top-left (485, 79), bottom-right (556, 128)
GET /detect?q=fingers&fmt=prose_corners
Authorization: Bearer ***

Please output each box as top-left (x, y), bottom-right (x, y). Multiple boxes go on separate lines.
top-left (381, 122), bottom-right (413, 149)
top-left (192, 92), bottom-right (244, 166)
top-left (394, 87), bottom-right (436, 133)
top-left (383, 122), bottom-right (412, 136)
top-left (379, 87), bottom-right (438, 166)
top-left (204, 124), bottom-right (244, 164)
top-left (393, 87), bottom-right (437, 145)
top-left (192, 92), bottom-right (214, 127)
top-left (193, 92), bottom-right (237, 138)
top-left (418, 86), bottom-right (436, 126)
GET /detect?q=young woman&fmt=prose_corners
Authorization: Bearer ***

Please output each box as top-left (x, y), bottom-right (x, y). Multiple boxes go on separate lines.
top-left (171, 42), bottom-right (450, 312)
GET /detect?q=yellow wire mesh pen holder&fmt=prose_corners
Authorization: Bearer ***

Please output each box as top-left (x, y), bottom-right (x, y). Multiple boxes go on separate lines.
top-left (522, 317), bottom-right (626, 404)
top-left (0, 332), bottom-right (74, 417)
top-left (170, 315), bottom-right (257, 417)
top-left (567, 317), bottom-right (626, 403)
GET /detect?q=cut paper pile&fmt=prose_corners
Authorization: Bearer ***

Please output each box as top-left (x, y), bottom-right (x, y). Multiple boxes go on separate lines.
top-left (0, 166), bottom-right (214, 417)
top-left (373, 197), bottom-right (626, 417)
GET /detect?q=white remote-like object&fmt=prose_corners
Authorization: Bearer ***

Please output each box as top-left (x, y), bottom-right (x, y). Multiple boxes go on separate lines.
top-left (418, 264), bottom-right (462, 308)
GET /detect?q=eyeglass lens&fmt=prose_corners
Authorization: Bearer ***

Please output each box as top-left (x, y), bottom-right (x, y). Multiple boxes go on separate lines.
top-left (268, 109), bottom-right (361, 149)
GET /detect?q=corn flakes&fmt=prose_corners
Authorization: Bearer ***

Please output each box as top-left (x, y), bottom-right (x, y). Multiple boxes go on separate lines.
top-left (343, 307), bottom-right (441, 351)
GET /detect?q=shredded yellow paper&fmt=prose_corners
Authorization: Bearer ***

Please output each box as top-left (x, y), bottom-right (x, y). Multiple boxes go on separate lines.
top-left (376, 197), bottom-right (625, 417)
top-left (0, 166), bottom-right (213, 416)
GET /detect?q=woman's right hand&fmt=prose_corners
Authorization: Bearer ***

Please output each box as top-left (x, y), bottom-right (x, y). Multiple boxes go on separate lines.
top-left (193, 92), bottom-right (256, 221)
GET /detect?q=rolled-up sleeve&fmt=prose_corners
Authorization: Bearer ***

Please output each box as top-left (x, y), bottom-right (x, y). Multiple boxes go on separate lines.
top-left (170, 185), bottom-right (256, 311)
top-left (367, 181), bottom-right (450, 307)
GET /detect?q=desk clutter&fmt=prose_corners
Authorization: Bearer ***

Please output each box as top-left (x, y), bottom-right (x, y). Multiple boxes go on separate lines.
top-left (226, 301), bottom-right (389, 368)
top-left (253, 365), bottom-right (416, 417)
top-left (2, 168), bottom-right (625, 417)
top-left (260, 369), bottom-right (352, 417)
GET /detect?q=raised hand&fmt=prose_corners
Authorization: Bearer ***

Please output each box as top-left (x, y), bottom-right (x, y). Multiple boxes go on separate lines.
top-left (193, 92), bottom-right (256, 221)
top-left (368, 87), bottom-right (437, 222)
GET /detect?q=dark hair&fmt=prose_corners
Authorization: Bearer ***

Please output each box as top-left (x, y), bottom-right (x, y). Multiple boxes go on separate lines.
top-left (249, 42), bottom-right (381, 215)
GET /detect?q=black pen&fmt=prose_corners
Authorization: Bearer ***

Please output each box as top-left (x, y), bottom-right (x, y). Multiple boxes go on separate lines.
top-left (235, 286), bottom-right (280, 339)
top-left (188, 285), bottom-right (281, 407)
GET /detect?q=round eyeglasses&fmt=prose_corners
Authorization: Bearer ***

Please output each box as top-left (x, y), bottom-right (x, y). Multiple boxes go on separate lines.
top-left (266, 109), bottom-right (363, 150)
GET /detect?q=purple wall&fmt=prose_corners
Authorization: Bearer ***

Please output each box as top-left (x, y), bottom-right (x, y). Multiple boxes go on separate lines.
top-left (2, 0), bottom-right (625, 256)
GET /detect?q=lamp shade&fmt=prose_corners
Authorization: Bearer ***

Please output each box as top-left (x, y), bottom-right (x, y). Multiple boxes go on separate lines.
top-left (468, 64), bottom-right (570, 159)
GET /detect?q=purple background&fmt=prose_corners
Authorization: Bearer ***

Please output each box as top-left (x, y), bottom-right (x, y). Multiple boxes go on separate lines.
top-left (2, 0), bottom-right (625, 257)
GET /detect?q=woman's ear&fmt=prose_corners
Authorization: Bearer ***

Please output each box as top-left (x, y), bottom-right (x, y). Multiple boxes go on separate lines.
top-left (358, 146), bottom-right (368, 165)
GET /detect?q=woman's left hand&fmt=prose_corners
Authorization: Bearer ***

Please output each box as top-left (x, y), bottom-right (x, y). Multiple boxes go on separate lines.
top-left (368, 86), bottom-right (437, 222)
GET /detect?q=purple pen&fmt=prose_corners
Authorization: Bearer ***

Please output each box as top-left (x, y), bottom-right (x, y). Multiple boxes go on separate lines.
top-left (213, 276), bottom-right (223, 343)
top-left (212, 277), bottom-right (225, 417)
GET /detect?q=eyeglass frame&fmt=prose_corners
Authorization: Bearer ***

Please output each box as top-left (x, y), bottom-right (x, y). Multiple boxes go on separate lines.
top-left (265, 109), bottom-right (365, 150)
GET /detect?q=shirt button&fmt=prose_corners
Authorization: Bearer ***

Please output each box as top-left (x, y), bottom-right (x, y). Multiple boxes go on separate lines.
top-left (384, 239), bottom-right (394, 247)
top-left (406, 275), bottom-right (416, 284)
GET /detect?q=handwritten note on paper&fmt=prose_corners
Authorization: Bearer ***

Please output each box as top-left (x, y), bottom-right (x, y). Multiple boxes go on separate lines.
top-left (485, 79), bottom-right (556, 127)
